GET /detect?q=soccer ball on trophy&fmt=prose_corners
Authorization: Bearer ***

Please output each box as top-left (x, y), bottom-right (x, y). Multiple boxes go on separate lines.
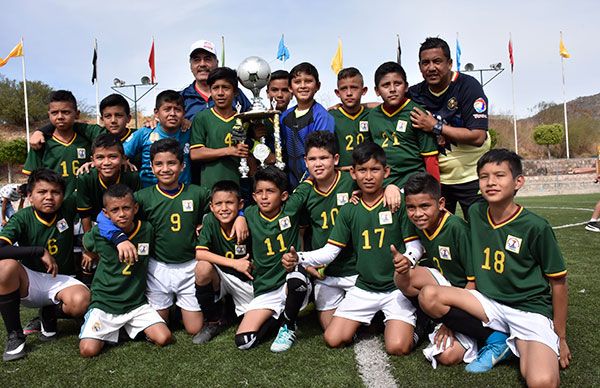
top-left (237, 56), bottom-right (271, 113)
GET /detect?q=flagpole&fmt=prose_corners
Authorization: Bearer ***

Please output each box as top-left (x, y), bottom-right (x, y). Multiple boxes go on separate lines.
top-left (510, 33), bottom-right (518, 154)
top-left (20, 38), bottom-right (30, 151)
top-left (560, 32), bottom-right (570, 159)
top-left (95, 39), bottom-right (100, 124)
top-left (152, 37), bottom-right (157, 111)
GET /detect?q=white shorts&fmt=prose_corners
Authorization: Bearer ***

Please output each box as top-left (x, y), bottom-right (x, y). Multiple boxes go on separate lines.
top-left (246, 271), bottom-right (312, 320)
top-left (214, 266), bottom-right (254, 317)
top-left (469, 289), bottom-right (559, 357)
top-left (423, 267), bottom-right (450, 286)
top-left (79, 304), bottom-right (164, 343)
top-left (422, 323), bottom-right (478, 369)
top-left (314, 275), bottom-right (358, 311)
top-left (334, 286), bottom-right (416, 325)
top-left (21, 267), bottom-right (87, 308)
top-left (146, 258), bottom-right (200, 312)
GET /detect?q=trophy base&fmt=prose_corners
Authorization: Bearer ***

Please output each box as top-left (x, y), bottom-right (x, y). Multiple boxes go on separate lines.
top-left (235, 109), bottom-right (281, 120)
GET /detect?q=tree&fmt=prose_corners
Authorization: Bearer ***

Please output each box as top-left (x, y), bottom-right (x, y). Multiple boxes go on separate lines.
top-left (0, 139), bottom-right (27, 182)
top-left (533, 123), bottom-right (564, 159)
top-left (0, 74), bottom-right (54, 125)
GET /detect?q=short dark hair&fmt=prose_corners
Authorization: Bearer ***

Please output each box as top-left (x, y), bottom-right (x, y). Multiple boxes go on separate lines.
top-left (253, 165), bottom-right (288, 193)
top-left (268, 70), bottom-right (290, 89)
top-left (419, 37), bottom-right (451, 61)
top-left (208, 67), bottom-right (238, 92)
top-left (27, 168), bottom-right (65, 195)
top-left (289, 62), bottom-right (320, 84)
top-left (48, 90), bottom-right (77, 110)
top-left (477, 148), bottom-right (523, 178)
top-left (211, 180), bottom-right (241, 200)
top-left (155, 90), bottom-right (184, 110)
top-left (150, 138), bottom-right (183, 163)
top-left (374, 62), bottom-right (407, 87)
top-left (352, 142), bottom-right (386, 167)
top-left (92, 133), bottom-right (124, 155)
top-left (337, 67), bottom-right (363, 83)
top-left (404, 172), bottom-right (441, 201)
top-left (17, 184), bottom-right (28, 197)
top-left (100, 93), bottom-right (130, 116)
top-left (103, 183), bottom-right (135, 207)
top-left (305, 130), bottom-right (338, 157)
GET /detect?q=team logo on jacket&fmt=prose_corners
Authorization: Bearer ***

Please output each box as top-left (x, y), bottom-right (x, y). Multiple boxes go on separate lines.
top-left (447, 97), bottom-right (458, 110)
top-left (473, 98), bottom-right (487, 113)
top-left (505, 235), bottom-right (522, 254)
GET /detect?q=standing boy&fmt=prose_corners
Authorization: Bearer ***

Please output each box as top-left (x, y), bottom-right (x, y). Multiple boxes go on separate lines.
top-left (368, 62), bottom-right (439, 188)
top-left (419, 149), bottom-right (570, 385)
top-left (330, 67), bottom-right (371, 169)
top-left (280, 62), bottom-right (335, 188)
top-left (79, 184), bottom-right (171, 357)
top-left (0, 184), bottom-right (26, 231)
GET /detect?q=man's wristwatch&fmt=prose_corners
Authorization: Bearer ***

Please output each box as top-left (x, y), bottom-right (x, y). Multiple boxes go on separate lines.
top-left (432, 116), bottom-right (444, 136)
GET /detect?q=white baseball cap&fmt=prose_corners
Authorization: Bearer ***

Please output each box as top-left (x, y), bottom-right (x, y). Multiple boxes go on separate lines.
top-left (189, 40), bottom-right (217, 57)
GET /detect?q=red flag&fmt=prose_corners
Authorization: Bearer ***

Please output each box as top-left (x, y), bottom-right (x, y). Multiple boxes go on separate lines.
top-left (508, 37), bottom-right (514, 73)
top-left (148, 39), bottom-right (156, 83)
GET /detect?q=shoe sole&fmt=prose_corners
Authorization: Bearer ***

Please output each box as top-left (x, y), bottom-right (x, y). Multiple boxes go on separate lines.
top-left (585, 226), bottom-right (600, 232)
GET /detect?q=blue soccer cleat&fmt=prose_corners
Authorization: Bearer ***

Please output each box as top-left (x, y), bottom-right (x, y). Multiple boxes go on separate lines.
top-left (465, 331), bottom-right (512, 373)
top-left (270, 324), bottom-right (297, 353)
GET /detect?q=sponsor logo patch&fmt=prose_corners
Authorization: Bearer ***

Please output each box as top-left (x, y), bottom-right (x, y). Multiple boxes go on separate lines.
top-left (505, 235), bottom-right (522, 254)
top-left (396, 120), bottom-right (407, 132)
top-left (379, 211), bottom-right (393, 225)
top-left (359, 121), bottom-right (369, 132)
top-left (447, 97), bottom-right (458, 110)
top-left (473, 98), bottom-right (487, 113)
top-left (77, 148), bottom-right (86, 159)
top-left (182, 200), bottom-right (194, 212)
top-left (234, 244), bottom-right (247, 256)
top-left (138, 243), bottom-right (149, 255)
top-left (438, 246), bottom-right (452, 260)
top-left (337, 193), bottom-right (349, 206)
top-left (279, 216), bottom-right (291, 231)
top-left (56, 218), bottom-right (69, 233)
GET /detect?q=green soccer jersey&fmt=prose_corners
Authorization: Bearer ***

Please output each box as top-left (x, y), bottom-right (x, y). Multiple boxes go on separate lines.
top-left (83, 221), bottom-right (154, 315)
top-left (367, 100), bottom-right (438, 187)
top-left (468, 202), bottom-right (567, 318)
top-left (76, 168), bottom-right (141, 217)
top-left (296, 170), bottom-right (358, 277)
top-left (135, 184), bottom-right (210, 264)
top-left (190, 108), bottom-right (240, 189)
top-left (72, 123), bottom-right (133, 143)
top-left (23, 133), bottom-right (93, 197)
top-left (416, 211), bottom-right (471, 288)
top-left (330, 106), bottom-right (372, 167)
top-left (0, 196), bottom-right (77, 274)
top-left (245, 203), bottom-right (301, 297)
top-left (328, 196), bottom-right (418, 292)
top-left (196, 212), bottom-right (252, 282)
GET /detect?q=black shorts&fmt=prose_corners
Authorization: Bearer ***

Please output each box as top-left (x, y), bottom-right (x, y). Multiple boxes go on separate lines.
top-left (441, 180), bottom-right (483, 220)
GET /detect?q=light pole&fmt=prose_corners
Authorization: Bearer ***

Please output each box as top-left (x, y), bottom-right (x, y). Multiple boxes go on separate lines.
top-left (462, 62), bottom-right (504, 87)
top-left (111, 76), bottom-right (157, 128)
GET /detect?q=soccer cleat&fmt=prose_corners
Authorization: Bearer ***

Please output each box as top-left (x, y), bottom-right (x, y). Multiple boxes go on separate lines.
top-left (585, 221), bottom-right (600, 232)
top-left (22, 317), bottom-right (41, 336)
top-left (465, 331), bottom-right (512, 373)
top-left (270, 324), bottom-right (297, 353)
top-left (39, 305), bottom-right (58, 342)
top-left (3, 331), bottom-right (26, 362)
top-left (192, 321), bottom-right (227, 345)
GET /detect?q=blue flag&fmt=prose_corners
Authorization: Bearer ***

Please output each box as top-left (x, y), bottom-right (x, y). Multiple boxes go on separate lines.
top-left (277, 34), bottom-right (290, 62)
top-left (455, 36), bottom-right (462, 72)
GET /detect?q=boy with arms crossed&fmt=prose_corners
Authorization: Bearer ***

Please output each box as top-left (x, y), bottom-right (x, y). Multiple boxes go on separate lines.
top-left (419, 149), bottom-right (570, 385)
top-left (79, 184), bottom-right (171, 357)
top-left (368, 62), bottom-right (439, 187)
top-left (0, 169), bottom-right (90, 361)
top-left (284, 142), bottom-right (422, 355)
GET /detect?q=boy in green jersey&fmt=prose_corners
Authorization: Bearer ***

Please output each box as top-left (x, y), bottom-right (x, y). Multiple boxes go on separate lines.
top-left (23, 90), bottom-right (93, 197)
top-left (419, 149), bottom-right (570, 384)
top-left (193, 180), bottom-right (253, 344)
top-left (330, 67), bottom-right (371, 169)
top-left (284, 142), bottom-right (423, 356)
top-left (393, 172), bottom-right (477, 368)
top-left (79, 184), bottom-right (171, 357)
top-left (76, 134), bottom-right (140, 234)
top-left (234, 167), bottom-right (311, 353)
top-left (190, 67), bottom-right (249, 189)
top-left (368, 62), bottom-right (439, 187)
top-left (0, 169), bottom-right (90, 361)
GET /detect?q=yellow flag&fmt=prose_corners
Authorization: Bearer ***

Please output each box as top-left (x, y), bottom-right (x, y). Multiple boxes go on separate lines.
top-left (0, 41), bottom-right (24, 67)
top-left (331, 39), bottom-right (343, 75)
top-left (559, 35), bottom-right (570, 58)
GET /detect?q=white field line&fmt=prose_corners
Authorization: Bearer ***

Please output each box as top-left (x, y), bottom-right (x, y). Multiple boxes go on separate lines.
top-left (553, 221), bottom-right (590, 229)
top-left (526, 206), bottom-right (593, 229)
top-left (354, 336), bottom-right (397, 388)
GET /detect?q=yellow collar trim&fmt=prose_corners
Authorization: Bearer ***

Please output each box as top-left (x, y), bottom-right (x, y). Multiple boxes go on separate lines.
top-left (313, 171), bottom-right (341, 197)
top-left (220, 227), bottom-right (235, 241)
top-left (211, 108), bottom-right (236, 122)
top-left (381, 99), bottom-right (410, 117)
top-left (156, 184), bottom-right (185, 199)
top-left (423, 211), bottom-right (450, 241)
top-left (34, 210), bottom-right (57, 227)
top-left (260, 209), bottom-right (282, 222)
top-left (52, 132), bottom-right (77, 146)
top-left (360, 196), bottom-right (384, 211)
top-left (99, 173), bottom-right (121, 189)
top-left (338, 106), bottom-right (364, 120)
top-left (487, 205), bottom-right (523, 229)
top-left (128, 220), bottom-right (142, 239)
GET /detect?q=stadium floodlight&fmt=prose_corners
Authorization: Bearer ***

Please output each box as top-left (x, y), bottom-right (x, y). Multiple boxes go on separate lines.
top-left (113, 78), bottom-right (126, 87)
top-left (111, 75), bottom-right (158, 128)
top-left (464, 63), bottom-right (475, 71)
top-left (462, 62), bottom-right (504, 87)
top-left (141, 76), bottom-right (151, 85)
top-left (490, 62), bottom-right (502, 71)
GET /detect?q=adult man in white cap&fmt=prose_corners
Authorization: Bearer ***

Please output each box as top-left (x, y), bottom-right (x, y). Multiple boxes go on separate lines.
top-left (181, 39), bottom-right (251, 120)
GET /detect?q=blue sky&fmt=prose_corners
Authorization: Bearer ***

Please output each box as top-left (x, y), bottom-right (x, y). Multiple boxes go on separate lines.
top-left (1, 0), bottom-right (597, 119)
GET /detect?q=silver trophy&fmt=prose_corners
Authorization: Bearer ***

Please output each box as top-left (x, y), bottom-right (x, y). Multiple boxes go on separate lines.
top-left (236, 56), bottom-right (285, 171)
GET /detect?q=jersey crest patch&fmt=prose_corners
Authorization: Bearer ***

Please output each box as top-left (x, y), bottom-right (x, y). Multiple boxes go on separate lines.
top-left (359, 121), bottom-right (369, 132)
top-left (505, 235), bottom-right (522, 254)
top-left (337, 193), bottom-right (349, 206)
top-left (438, 246), bottom-right (452, 260)
top-left (378, 211), bottom-right (393, 225)
top-left (149, 132), bottom-right (160, 143)
top-left (137, 243), bottom-right (149, 255)
top-left (473, 98), bottom-right (487, 113)
top-left (182, 200), bottom-right (194, 212)
top-left (234, 244), bottom-right (247, 256)
top-left (56, 218), bottom-right (69, 233)
top-left (77, 148), bottom-right (87, 159)
top-left (447, 97), bottom-right (458, 110)
top-left (279, 216), bottom-right (291, 231)
top-left (396, 120), bottom-right (408, 133)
